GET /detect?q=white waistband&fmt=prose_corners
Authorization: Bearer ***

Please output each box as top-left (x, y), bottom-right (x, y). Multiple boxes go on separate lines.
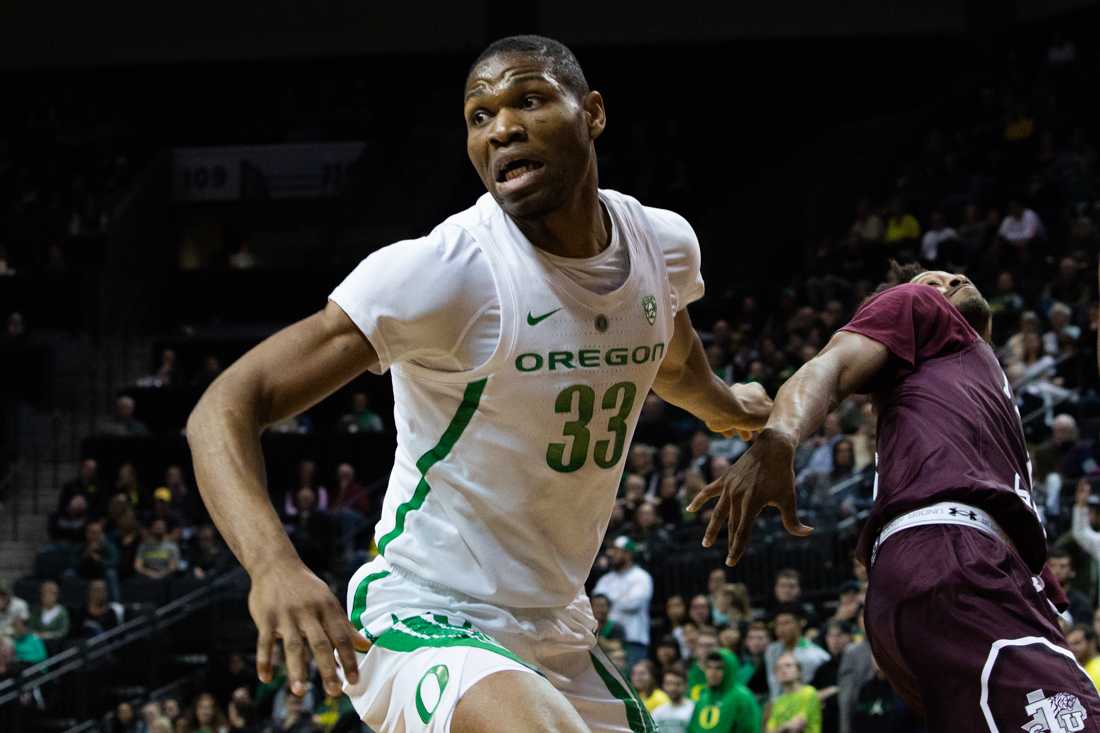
top-left (870, 502), bottom-right (1011, 566)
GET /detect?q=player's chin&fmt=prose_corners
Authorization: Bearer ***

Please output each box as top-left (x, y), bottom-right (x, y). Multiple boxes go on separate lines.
top-left (954, 292), bottom-right (992, 334)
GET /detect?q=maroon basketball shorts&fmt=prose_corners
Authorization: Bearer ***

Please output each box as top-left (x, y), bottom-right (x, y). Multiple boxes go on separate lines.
top-left (867, 522), bottom-right (1100, 732)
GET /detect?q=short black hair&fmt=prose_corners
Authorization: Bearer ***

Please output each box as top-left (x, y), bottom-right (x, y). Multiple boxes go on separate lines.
top-left (772, 603), bottom-right (805, 622)
top-left (662, 666), bottom-right (685, 681)
top-left (591, 593), bottom-right (611, 605)
top-left (1049, 548), bottom-right (1073, 563)
top-left (468, 35), bottom-right (589, 99)
top-left (705, 651), bottom-right (726, 665)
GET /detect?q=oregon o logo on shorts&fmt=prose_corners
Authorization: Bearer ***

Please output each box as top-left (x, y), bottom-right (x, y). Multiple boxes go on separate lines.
top-left (415, 664), bottom-right (450, 724)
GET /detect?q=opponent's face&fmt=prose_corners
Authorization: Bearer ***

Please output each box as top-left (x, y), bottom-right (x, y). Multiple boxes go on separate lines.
top-left (464, 53), bottom-right (605, 219)
top-left (911, 270), bottom-right (992, 339)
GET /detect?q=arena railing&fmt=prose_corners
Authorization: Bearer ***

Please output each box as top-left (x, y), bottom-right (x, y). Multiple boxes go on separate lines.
top-left (0, 566), bottom-right (248, 730)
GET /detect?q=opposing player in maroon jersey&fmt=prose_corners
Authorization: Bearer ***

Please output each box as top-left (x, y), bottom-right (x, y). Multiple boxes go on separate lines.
top-left (690, 262), bottom-right (1100, 731)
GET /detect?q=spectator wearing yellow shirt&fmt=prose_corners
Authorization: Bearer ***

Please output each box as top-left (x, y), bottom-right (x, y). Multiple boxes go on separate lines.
top-left (1066, 625), bottom-right (1100, 690)
top-left (766, 653), bottom-right (822, 733)
top-left (884, 198), bottom-right (921, 248)
top-left (632, 659), bottom-right (671, 712)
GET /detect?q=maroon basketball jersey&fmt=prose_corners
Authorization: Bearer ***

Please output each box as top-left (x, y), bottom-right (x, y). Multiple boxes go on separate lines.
top-left (840, 283), bottom-right (1047, 572)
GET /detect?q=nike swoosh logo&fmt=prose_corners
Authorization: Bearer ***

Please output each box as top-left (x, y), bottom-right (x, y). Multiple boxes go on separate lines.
top-left (527, 308), bottom-right (562, 326)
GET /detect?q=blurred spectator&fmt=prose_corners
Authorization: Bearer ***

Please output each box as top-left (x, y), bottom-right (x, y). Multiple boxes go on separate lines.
top-left (190, 525), bottom-right (231, 579)
top-left (919, 211), bottom-right (958, 264)
top-left (110, 504), bottom-right (143, 580)
top-left (150, 717), bottom-right (173, 733)
top-left (1066, 624), bottom-right (1100, 691)
top-left (988, 271), bottom-right (1026, 344)
top-left (275, 692), bottom-right (318, 733)
top-left (49, 494), bottom-right (90, 543)
top-left (713, 584), bottom-right (750, 629)
top-left (811, 621), bottom-right (854, 733)
top-left (146, 487), bottom-right (184, 541)
top-left (688, 594), bottom-right (713, 630)
top-left (828, 581), bottom-right (864, 626)
top-left (591, 593), bottom-right (625, 643)
top-left (768, 569), bottom-right (818, 626)
top-left (0, 637), bottom-right (14, 681)
top-left (848, 199), bottom-right (883, 246)
top-left (652, 667), bottom-right (694, 733)
top-left (658, 595), bottom-right (690, 657)
top-left (283, 460), bottom-right (329, 518)
top-left (10, 615), bottom-right (46, 664)
top-left (192, 355), bottom-right (224, 392)
top-left (58, 458), bottom-right (106, 517)
top-left (1037, 418), bottom-right (1096, 488)
top-left (285, 487), bottom-right (335, 577)
top-left (29, 580), bottom-right (69, 642)
top-left (654, 635), bottom-right (683, 679)
top-left (116, 462), bottom-right (145, 511)
top-left (190, 692), bottom-right (227, 733)
top-left (998, 199), bottom-right (1044, 248)
top-left (850, 658), bottom-right (921, 733)
top-left (764, 605), bottom-right (830, 700)
top-left (163, 698), bottom-right (182, 721)
top-left (75, 579), bottom-right (120, 637)
top-left (1044, 302), bottom-right (1076, 356)
top-left (114, 702), bottom-right (138, 733)
top-left (134, 518), bottom-right (181, 579)
top-left (883, 198), bottom-right (921, 253)
top-left (592, 536), bottom-right (653, 669)
top-left (687, 628), bottom-right (721, 701)
top-left (77, 520), bottom-right (120, 584)
top-left (97, 395), bottom-right (151, 436)
top-left (1048, 548), bottom-right (1093, 624)
top-left (836, 618), bottom-right (874, 733)
top-left (338, 392), bottom-right (384, 434)
top-left (626, 501), bottom-right (672, 564)
top-left (228, 240), bottom-right (258, 270)
top-left (686, 651), bottom-right (760, 733)
top-left (0, 578), bottom-right (30, 640)
top-left (157, 349), bottom-right (179, 386)
top-left (329, 463), bottom-right (371, 556)
top-left (227, 697), bottom-right (260, 733)
top-left (764, 652), bottom-right (821, 733)
top-left (655, 475), bottom-right (684, 526)
top-left (139, 702), bottom-right (162, 733)
top-left (739, 621), bottom-right (772, 703)
top-left (631, 659), bottom-right (670, 712)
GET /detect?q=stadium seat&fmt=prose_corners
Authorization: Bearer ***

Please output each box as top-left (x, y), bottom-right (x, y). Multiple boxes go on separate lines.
top-left (33, 546), bottom-right (75, 580)
top-left (120, 576), bottom-right (169, 607)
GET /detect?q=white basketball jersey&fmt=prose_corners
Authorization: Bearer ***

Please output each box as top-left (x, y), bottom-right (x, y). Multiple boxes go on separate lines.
top-left (334, 190), bottom-right (689, 608)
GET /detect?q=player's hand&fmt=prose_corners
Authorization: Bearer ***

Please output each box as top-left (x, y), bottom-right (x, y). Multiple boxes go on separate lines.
top-left (687, 428), bottom-right (812, 565)
top-left (705, 382), bottom-right (774, 441)
top-left (1076, 478), bottom-right (1092, 508)
top-left (249, 559), bottom-right (371, 698)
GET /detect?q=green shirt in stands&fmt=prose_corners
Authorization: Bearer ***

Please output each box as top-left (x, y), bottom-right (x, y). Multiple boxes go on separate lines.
top-left (687, 651), bottom-right (760, 733)
top-left (29, 605), bottom-right (69, 641)
top-left (13, 631), bottom-right (47, 664)
top-left (689, 648), bottom-right (741, 701)
top-left (767, 685), bottom-right (822, 733)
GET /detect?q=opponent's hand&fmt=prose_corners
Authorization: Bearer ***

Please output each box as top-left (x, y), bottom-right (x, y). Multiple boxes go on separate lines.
top-left (705, 382), bottom-right (774, 442)
top-left (249, 560), bottom-right (371, 698)
top-left (687, 428), bottom-right (812, 565)
top-left (1076, 477), bottom-right (1092, 508)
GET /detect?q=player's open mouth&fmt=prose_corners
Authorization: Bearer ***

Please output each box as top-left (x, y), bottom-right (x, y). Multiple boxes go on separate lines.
top-left (496, 160), bottom-right (545, 191)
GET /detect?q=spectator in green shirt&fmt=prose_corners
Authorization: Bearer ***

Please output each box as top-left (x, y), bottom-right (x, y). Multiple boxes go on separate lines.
top-left (766, 652), bottom-right (822, 733)
top-left (10, 616), bottom-right (46, 665)
top-left (688, 650), bottom-right (761, 733)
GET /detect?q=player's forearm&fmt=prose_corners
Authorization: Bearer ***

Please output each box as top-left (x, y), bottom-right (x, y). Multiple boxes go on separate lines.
top-left (763, 357), bottom-right (842, 447)
top-left (653, 330), bottom-right (740, 424)
top-left (187, 379), bottom-right (301, 576)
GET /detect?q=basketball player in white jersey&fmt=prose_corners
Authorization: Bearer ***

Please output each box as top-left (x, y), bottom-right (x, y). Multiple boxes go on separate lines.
top-left (186, 35), bottom-right (778, 733)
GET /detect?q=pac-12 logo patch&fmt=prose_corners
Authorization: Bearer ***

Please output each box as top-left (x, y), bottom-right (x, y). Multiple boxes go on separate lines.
top-left (641, 295), bottom-right (657, 325)
top-left (1023, 689), bottom-right (1087, 732)
top-left (415, 664), bottom-right (450, 724)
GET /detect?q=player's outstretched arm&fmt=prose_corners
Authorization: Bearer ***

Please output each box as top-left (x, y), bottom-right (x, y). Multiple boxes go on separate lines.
top-left (688, 330), bottom-right (889, 565)
top-left (653, 308), bottom-right (773, 440)
top-left (186, 300), bottom-right (376, 698)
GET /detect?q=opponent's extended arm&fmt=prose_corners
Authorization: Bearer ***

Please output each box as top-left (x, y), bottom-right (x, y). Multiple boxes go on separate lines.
top-left (688, 330), bottom-right (890, 565)
top-left (653, 308), bottom-right (773, 439)
top-left (186, 300), bottom-right (376, 697)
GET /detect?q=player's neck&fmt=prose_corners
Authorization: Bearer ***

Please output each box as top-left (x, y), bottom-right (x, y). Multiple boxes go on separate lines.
top-left (511, 182), bottom-right (609, 259)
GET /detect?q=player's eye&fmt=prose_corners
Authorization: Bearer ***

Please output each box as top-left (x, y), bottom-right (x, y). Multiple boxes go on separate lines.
top-left (521, 95), bottom-right (542, 110)
top-left (470, 110), bottom-right (490, 126)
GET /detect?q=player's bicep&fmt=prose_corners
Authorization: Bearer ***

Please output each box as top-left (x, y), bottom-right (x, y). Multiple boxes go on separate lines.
top-left (816, 330), bottom-right (891, 399)
top-left (206, 300), bottom-right (378, 428)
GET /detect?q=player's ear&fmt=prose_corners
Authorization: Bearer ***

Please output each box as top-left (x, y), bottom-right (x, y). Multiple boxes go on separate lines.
top-left (583, 90), bottom-right (606, 141)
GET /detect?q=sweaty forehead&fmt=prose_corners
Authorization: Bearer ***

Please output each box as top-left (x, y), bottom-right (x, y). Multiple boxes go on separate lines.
top-left (912, 271), bottom-right (953, 285)
top-left (465, 55), bottom-right (562, 99)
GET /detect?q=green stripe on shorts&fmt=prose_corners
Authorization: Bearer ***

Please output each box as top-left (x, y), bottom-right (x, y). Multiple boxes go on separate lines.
top-left (349, 570), bottom-right (391, 636)
top-left (590, 648), bottom-right (655, 733)
top-left (373, 613), bottom-right (536, 672)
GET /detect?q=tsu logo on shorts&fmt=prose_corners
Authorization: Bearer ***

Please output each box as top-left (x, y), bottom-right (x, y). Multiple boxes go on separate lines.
top-left (1022, 689), bottom-right (1088, 733)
